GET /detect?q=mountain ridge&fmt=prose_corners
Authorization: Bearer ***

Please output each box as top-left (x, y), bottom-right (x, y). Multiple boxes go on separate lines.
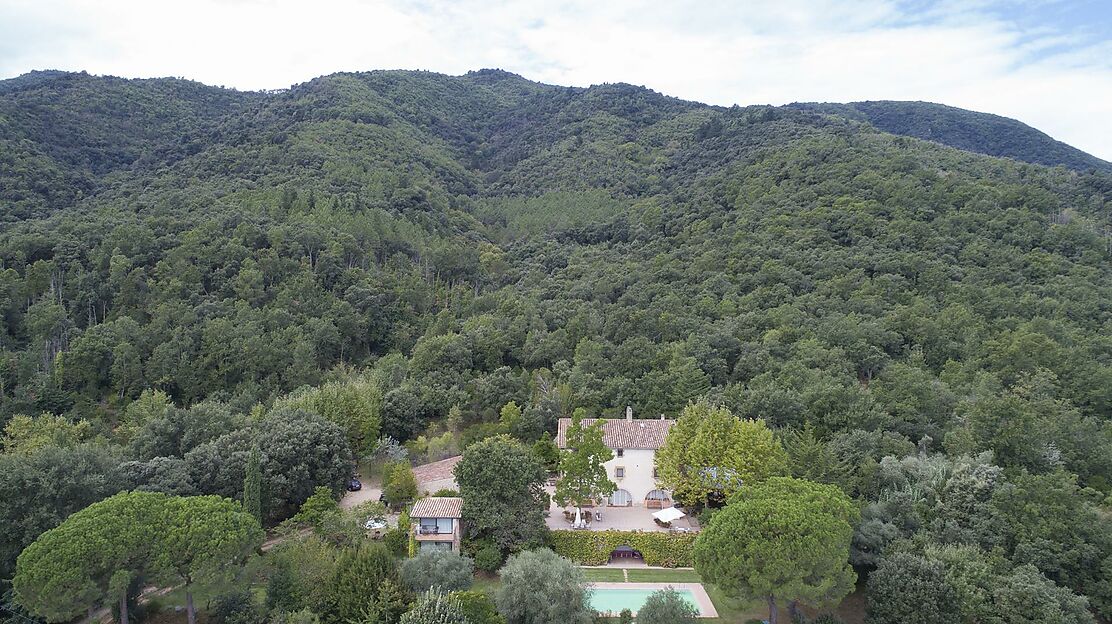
top-left (789, 99), bottom-right (1111, 173)
top-left (3, 68), bottom-right (1107, 185)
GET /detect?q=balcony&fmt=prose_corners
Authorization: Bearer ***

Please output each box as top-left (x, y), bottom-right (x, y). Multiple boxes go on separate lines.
top-left (414, 524), bottom-right (458, 541)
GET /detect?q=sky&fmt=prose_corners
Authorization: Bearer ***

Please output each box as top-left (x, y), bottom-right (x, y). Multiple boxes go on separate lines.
top-left (2, 0), bottom-right (1111, 160)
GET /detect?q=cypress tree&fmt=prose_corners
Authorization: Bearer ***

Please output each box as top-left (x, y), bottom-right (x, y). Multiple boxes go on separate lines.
top-left (243, 445), bottom-right (263, 524)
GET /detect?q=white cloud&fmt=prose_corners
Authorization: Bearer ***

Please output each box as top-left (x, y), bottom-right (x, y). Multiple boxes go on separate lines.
top-left (1, 0), bottom-right (1110, 160)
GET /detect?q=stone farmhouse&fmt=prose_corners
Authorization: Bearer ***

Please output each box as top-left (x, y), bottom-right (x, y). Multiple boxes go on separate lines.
top-left (555, 407), bottom-right (674, 508)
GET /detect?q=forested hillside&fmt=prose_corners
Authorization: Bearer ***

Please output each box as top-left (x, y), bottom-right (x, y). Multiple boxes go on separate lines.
top-left (791, 100), bottom-right (1112, 172)
top-left (3, 69), bottom-right (1112, 622)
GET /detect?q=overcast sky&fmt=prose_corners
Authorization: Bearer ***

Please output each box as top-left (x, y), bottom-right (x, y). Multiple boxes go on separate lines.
top-left (2, 0), bottom-right (1110, 160)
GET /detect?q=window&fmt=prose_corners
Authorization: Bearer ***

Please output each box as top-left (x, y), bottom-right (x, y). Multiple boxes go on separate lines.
top-left (615, 466), bottom-right (625, 478)
top-left (418, 518), bottom-right (453, 534)
top-left (653, 467), bottom-right (659, 478)
top-left (616, 448), bottom-right (624, 457)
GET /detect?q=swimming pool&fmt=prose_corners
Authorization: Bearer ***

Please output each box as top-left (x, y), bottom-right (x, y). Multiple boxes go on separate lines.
top-left (590, 587), bottom-right (700, 615)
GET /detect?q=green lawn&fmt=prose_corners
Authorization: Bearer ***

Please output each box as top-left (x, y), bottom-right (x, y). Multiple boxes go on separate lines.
top-left (581, 567), bottom-right (627, 582)
top-left (471, 572), bottom-right (501, 596)
top-left (624, 568), bottom-right (701, 583)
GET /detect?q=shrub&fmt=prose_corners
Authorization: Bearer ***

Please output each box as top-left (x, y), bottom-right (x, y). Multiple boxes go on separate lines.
top-left (210, 590), bottom-right (261, 624)
top-left (548, 530), bottom-right (697, 567)
top-left (474, 542), bottom-right (503, 573)
top-left (383, 527), bottom-right (409, 556)
top-left (400, 549), bottom-right (474, 593)
top-left (322, 543), bottom-right (406, 624)
top-left (432, 488), bottom-right (459, 497)
top-left (617, 608), bottom-right (633, 623)
top-left (266, 557), bottom-right (302, 612)
top-left (399, 589), bottom-right (468, 624)
top-left (452, 591), bottom-right (505, 624)
top-left (635, 587), bottom-right (698, 624)
top-left (270, 610), bottom-right (321, 624)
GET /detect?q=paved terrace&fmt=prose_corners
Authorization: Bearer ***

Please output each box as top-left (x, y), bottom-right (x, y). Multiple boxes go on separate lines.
top-left (545, 487), bottom-right (700, 532)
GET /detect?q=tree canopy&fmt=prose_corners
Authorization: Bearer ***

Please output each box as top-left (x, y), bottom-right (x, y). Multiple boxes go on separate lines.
top-left (13, 491), bottom-right (262, 624)
top-left (494, 549), bottom-right (593, 624)
top-left (454, 434), bottom-right (548, 553)
top-left (656, 401), bottom-right (788, 505)
top-left (693, 477), bottom-right (858, 624)
top-left (553, 414), bottom-right (614, 510)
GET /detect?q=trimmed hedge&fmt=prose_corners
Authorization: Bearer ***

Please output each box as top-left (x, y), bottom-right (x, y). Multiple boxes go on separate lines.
top-left (549, 530), bottom-right (697, 567)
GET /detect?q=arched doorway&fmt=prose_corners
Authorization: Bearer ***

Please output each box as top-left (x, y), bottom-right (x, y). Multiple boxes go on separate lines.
top-left (608, 489), bottom-right (633, 506)
top-left (609, 545), bottom-right (643, 563)
top-left (645, 489), bottom-right (672, 509)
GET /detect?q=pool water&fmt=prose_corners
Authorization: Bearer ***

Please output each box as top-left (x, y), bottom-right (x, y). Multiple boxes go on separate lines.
top-left (589, 587), bottom-right (700, 615)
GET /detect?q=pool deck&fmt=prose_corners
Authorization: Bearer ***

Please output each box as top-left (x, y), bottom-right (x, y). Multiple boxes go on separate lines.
top-left (589, 582), bottom-right (719, 618)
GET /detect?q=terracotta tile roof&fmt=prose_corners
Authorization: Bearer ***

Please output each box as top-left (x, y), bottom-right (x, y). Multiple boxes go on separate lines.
top-left (409, 496), bottom-right (462, 519)
top-left (412, 455), bottom-right (461, 485)
top-left (556, 418), bottom-right (674, 450)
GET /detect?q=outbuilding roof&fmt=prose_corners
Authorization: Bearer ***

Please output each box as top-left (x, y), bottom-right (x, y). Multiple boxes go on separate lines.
top-left (409, 496), bottom-right (462, 519)
top-left (412, 455), bottom-right (461, 486)
top-left (555, 417), bottom-right (673, 450)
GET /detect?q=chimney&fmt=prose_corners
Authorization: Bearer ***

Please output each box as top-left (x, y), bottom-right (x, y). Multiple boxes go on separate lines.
top-left (626, 406), bottom-right (633, 421)
top-left (660, 414), bottom-right (665, 420)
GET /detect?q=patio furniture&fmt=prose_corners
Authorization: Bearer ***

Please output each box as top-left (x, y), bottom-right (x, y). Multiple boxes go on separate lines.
top-left (566, 508), bottom-right (594, 528)
top-left (651, 506), bottom-right (686, 524)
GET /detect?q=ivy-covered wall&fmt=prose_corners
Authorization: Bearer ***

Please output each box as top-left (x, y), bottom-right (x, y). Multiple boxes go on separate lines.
top-left (549, 530), bottom-right (697, 567)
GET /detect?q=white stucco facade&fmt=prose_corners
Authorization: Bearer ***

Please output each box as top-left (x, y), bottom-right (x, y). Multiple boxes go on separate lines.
top-left (604, 447), bottom-right (662, 506)
top-left (556, 411), bottom-right (675, 508)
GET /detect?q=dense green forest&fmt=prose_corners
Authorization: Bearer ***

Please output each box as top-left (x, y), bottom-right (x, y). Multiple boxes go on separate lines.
top-left (3, 68), bottom-right (1112, 623)
top-left (790, 100), bottom-right (1112, 172)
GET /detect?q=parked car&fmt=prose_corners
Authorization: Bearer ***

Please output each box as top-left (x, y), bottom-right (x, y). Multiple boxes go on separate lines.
top-left (347, 478), bottom-right (362, 492)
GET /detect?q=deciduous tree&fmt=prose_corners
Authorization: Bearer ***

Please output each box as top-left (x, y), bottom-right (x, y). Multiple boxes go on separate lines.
top-left (0, 443), bottom-right (125, 579)
top-left (454, 435), bottom-right (547, 552)
top-left (656, 401), bottom-right (788, 506)
top-left (1, 413), bottom-right (92, 455)
top-left (866, 552), bottom-right (960, 624)
top-left (384, 461), bottom-right (418, 509)
top-left (554, 414), bottom-right (614, 513)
